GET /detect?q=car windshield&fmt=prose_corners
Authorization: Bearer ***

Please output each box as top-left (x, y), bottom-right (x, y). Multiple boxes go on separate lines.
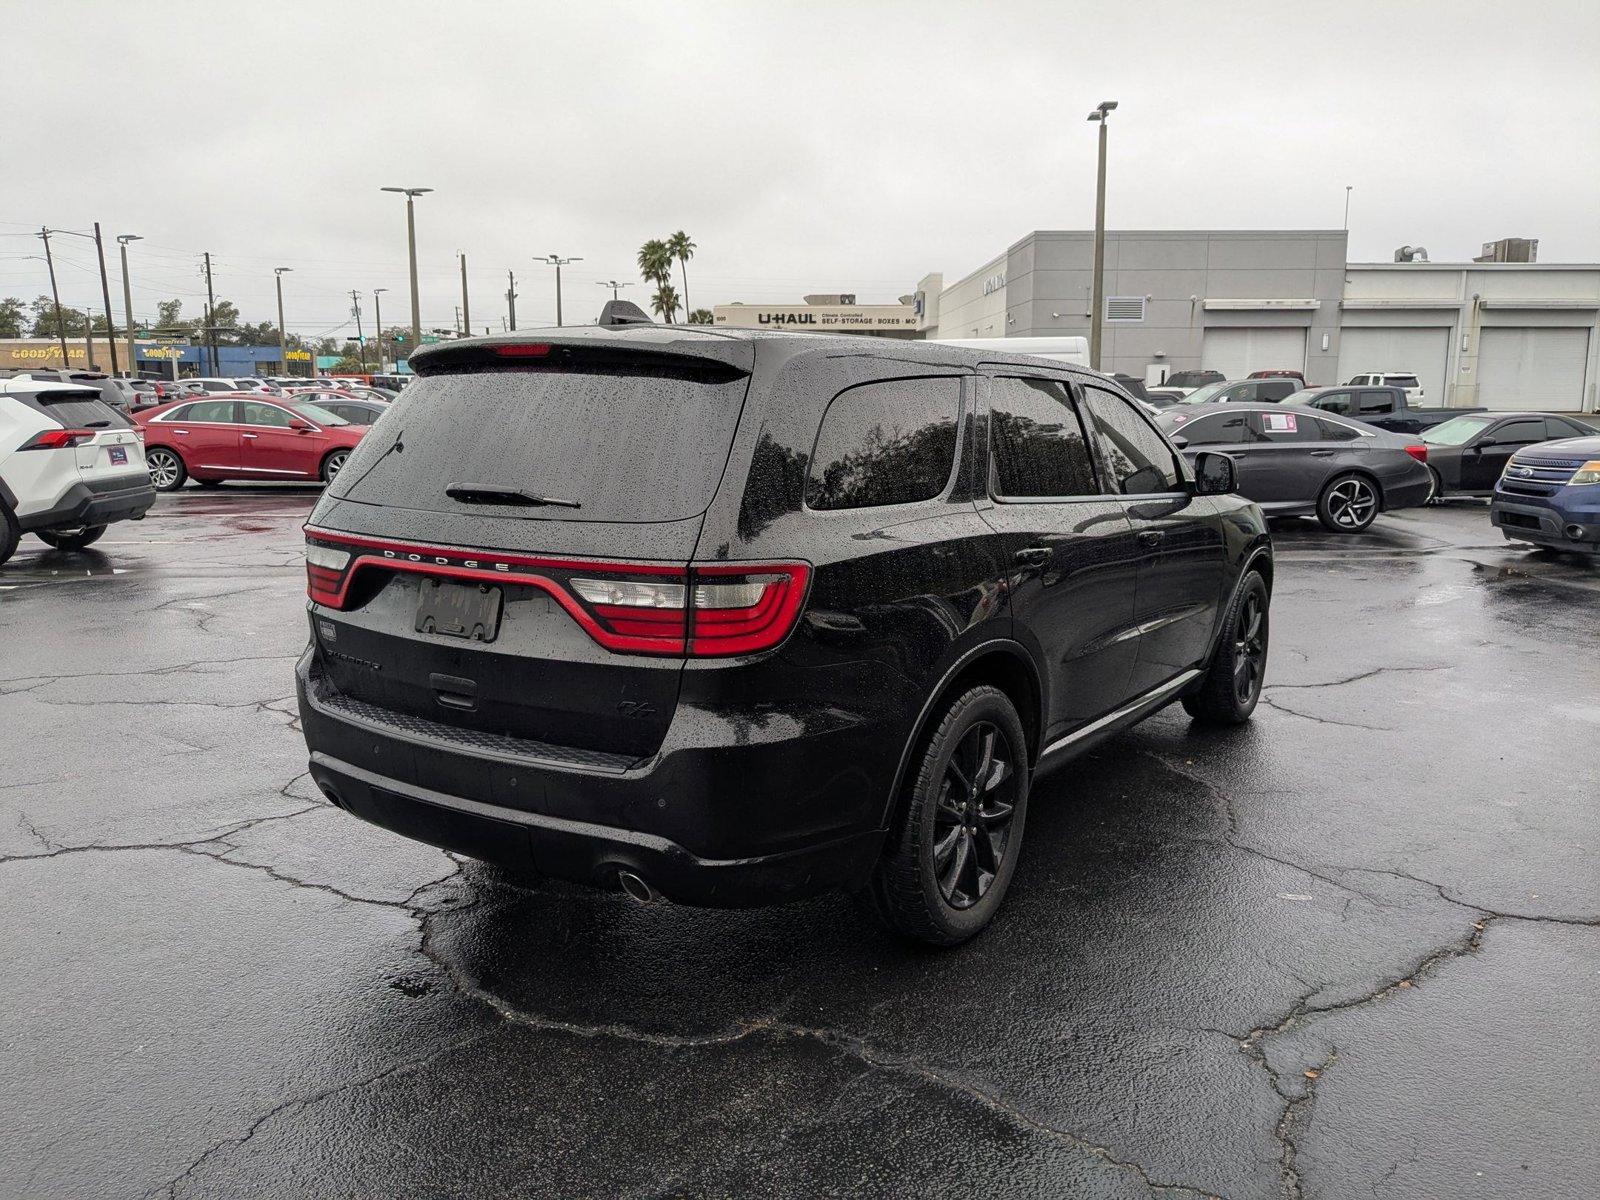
top-left (1421, 415), bottom-right (1498, 446)
top-left (291, 401), bottom-right (350, 426)
top-left (1177, 381), bottom-right (1231, 405)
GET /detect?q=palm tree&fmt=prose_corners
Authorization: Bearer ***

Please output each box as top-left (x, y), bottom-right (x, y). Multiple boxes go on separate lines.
top-left (650, 284), bottom-right (681, 324)
top-left (636, 239), bottom-right (674, 322)
top-left (666, 231), bottom-right (696, 320)
top-left (687, 308), bottom-right (714, 325)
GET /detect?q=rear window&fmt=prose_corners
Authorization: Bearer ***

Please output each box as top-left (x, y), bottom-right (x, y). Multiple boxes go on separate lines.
top-left (330, 361), bottom-right (749, 523)
top-left (806, 377), bottom-right (960, 510)
top-left (1383, 375), bottom-right (1420, 388)
top-left (11, 388), bottom-right (131, 430)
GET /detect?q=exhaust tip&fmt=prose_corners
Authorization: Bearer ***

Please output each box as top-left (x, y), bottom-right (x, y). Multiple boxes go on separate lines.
top-left (617, 870), bottom-right (660, 905)
top-left (1565, 524), bottom-right (1586, 541)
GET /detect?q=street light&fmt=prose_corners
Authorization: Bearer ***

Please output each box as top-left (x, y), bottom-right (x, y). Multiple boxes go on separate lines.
top-left (381, 186), bottom-right (432, 348)
top-left (116, 234), bottom-right (142, 376)
top-left (275, 268), bottom-right (294, 377)
top-left (1086, 99), bottom-right (1118, 372)
top-left (596, 280), bottom-right (631, 300)
top-left (541, 254), bottom-right (583, 326)
top-left (373, 288), bottom-right (389, 371)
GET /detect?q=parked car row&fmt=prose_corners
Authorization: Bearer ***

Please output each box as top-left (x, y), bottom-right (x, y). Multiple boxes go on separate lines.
top-left (135, 394), bottom-right (376, 491)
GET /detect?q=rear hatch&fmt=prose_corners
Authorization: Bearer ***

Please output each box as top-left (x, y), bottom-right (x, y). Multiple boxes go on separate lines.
top-left (304, 336), bottom-right (761, 760)
top-left (12, 387), bottom-right (147, 487)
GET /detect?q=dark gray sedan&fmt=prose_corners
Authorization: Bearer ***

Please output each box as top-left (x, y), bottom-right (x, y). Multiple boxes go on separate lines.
top-left (1157, 402), bottom-right (1433, 533)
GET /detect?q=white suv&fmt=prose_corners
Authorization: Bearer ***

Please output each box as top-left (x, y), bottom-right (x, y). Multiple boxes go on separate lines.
top-left (1347, 372), bottom-right (1425, 403)
top-left (0, 380), bottom-right (156, 566)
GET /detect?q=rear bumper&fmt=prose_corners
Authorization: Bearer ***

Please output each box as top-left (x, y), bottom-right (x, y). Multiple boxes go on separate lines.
top-left (1382, 472), bottom-right (1433, 512)
top-left (296, 651), bottom-right (895, 906)
top-left (18, 475), bottom-right (155, 532)
top-left (1491, 493), bottom-right (1600, 550)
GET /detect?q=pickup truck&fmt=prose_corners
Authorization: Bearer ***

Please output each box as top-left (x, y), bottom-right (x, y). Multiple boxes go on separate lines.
top-left (1288, 384), bottom-right (1485, 435)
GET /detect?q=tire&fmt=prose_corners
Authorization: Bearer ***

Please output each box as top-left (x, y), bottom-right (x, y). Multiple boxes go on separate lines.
top-left (1316, 472), bottom-right (1379, 533)
top-left (1425, 466), bottom-right (1442, 504)
top-left (0, 501), bottom-right (19, 567)
top-left (147, 447), bottom-right (187, 492)
top-left (321, 449), bottom-right (350, 484)
top-left (36, 525), bottom-right (107, 551)
top-left (1182, 571), bottom-right (1269, 724)
top-left (861, 685), bottom-right (1030, 946)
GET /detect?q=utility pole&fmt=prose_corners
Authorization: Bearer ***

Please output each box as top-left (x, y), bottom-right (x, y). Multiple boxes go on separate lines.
top-left (381, 186), bottom-right (432, 349)
top-left (1343, 185), bottom-right (1353, 232)
top-left (92, 223), bottom-right (120, 376)
top-left (506, 270), bottom-right (517, 331)
top-left (117, 235), bottom-right (142, 376)
top-left (373, 288), bottom-right (387, 371)
top-left (454, 305), bottom-right (463, 335)
top-left (38, 228), bottom-right (70, 366)
top-left (1086, 99), bottom-right (1118, 372)
top-left (596, 280), bottom-right (631, 301)
top-left (202, 252), bottom-right (218, 375)
top-left (459, 252), bottom-right (470, 338)
top-left (275, 267), bottom-right (293, 377)
top-left (350, 290), bottom-right (367, 371)
top-left (542, 254), bottom-right (582, 327)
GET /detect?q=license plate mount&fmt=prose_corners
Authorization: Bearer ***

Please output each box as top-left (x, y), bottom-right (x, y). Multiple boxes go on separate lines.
top-left (415, 579), bottom-right (502, 643)
top-left (109, 446), bottom-right (128, 465)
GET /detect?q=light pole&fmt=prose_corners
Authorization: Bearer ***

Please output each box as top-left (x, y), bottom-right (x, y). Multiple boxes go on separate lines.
top-left (541, 254), bottom-right (582, 326)
top-left (373, 288), bottom-right (388, 371)
top-left (596, 280), bottom-right (631, 301)
top-left (381, 186), bottom-right (431, 349)
top-left (1343, 185), bottom-right (1353, 232)
top-left (117, 235), bottom-right (142, 376)
top-left (1086, 99), bottom-right (1117, 372)
top-left (275, 267), bottom-right (293, 377)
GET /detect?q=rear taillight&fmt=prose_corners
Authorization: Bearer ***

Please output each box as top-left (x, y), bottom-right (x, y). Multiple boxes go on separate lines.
top-left (1404, 444), bottom-right (1428, 463)
top-left (19, 429), bottom-right (97, 450)
top-left (493, 343), bottom-right (552, 358)
top-left (304, 531), bottom-right (810, 658)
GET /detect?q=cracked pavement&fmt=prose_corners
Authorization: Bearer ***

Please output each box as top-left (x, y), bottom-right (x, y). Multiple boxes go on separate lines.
top-left (1, 488), bottom-right (1596, 1198)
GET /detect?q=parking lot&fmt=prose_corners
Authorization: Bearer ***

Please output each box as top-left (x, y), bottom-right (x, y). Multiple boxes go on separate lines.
top-left (1, 488), bottom-right (1595, 1199)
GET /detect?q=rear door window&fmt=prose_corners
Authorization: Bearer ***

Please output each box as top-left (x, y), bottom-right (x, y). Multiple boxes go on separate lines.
top-left (1081, 386), bottom-right (1183, 494)
top-left (988, 376), bottom-right (1098, 499)
top-left (331, 359), bottom-right (751, 523)
top-left (171, 400), bottom-right (238, 423)
top-left (1175, 412), bottom-right (1256, 446)
top-left (1253, 410), bottom-right (1321, 443)
top-left (1358, 390), bottom-right (1396, 415)
top-left (806, 377), bottom-right (961, 510)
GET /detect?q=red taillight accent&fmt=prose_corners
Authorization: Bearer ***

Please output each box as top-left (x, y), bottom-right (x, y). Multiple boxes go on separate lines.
top-left (493, 343), bottom-right (552, 358)
top-left (1404, 444), bottom-right (1428, 463)
top-left (303, 529), bottom-right (809, 658)
top-left (20, 428), bottom-right (96, 450)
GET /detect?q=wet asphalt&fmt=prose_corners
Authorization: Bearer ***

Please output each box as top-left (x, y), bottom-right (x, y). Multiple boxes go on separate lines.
top-left (1, 487), bottom-right (1596, 1200)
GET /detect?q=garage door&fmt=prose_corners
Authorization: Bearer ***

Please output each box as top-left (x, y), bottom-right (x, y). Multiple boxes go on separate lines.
top-left (1202, 328), bottom-right (1306, 379)
top-left (1478, 327), bottom-right (1591, 410)
top-left (1336, 327), bottom-right (1450, 404)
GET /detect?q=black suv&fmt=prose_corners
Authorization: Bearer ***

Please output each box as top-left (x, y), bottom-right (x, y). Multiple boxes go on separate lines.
top-left (296, 327), bottom-right (1272, 943)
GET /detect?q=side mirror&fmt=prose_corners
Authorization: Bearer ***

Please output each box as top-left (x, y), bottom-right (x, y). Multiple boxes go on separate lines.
top-left (1191, 451), bottom-right (1236, 496)
top-left (288, 419), bottom-right (314, 432)
top-left (1170, 434), bottom-right (1190, 450)
top-left (1473, 437), bottom-right (1495, 450)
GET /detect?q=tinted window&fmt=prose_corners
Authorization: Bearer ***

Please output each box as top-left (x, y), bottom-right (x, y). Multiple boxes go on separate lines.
top-left (1315, 417), bottom-right (1360, 442)
top-left (172, 400), bottom-right (237, 423)
top-left (1494, 419), bottom-right (1546, 446)
top-left (1260, 380), bottom-right (1298, 402)
top-left (806, 377), bottom-right (961, 510)
top-left (1174, 412), bottom-right (1256, 446)
top-left (240, 401), bottom-right (293, 427)
top-left (988, 377), bottom-right (1098, 498)
top-left (1254, 409), bottom-right (1321, 443)
top-left (1358, 389), bottom-right (1395, 415)
top-left (1082, 386), bottom-right (1182, 494)
top-left (12, 388), bottom-right (130, 430)
top-left (330, 361), bottom-right (750, 524)
top-left (1313, 391), bottom-right (1353, 416)
top-left (1383, 375), bottom-right (1420, 389)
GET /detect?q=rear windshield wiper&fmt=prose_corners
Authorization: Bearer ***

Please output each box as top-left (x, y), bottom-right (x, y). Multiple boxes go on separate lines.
top-left (445, 483), bottom-right (581, 510)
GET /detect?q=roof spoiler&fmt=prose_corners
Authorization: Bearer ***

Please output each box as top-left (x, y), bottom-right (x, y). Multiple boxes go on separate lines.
top-left (598, 299), bottom-right (653, 327)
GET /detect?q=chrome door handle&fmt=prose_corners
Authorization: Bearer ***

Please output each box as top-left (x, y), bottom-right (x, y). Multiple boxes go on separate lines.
top-left (1137, 529), bottom-right (1165, 547)
top-left (242, 433), bottom-right (259, 439)
top-left (1013, 547), bottom-right (1052, 566)
top-left (173, 429), bottom-right (188, 436)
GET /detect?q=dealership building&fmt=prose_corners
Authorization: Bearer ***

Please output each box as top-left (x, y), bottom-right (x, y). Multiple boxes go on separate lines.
top-left (920, 230), bottom-right (1600, 411)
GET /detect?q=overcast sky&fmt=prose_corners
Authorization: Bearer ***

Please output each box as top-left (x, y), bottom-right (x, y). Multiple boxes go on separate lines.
top-left (5, 0), bottom-right (1597, 340)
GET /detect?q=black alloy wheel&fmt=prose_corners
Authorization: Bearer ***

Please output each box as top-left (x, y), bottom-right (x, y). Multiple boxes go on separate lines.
top-left (1183, 570), bottom-right (1270, 724)
top-left (931, 721), bottom-right (1019, 909)
top-left (1231, 588), bottom-right (1266, 707)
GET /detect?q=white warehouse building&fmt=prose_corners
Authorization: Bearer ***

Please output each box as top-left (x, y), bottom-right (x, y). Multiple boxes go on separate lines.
top-left (919, 231), bottom-right (1600, 412)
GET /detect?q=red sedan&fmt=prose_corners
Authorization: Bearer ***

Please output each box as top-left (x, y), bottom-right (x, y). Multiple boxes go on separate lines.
top-left (133, 395), bottom-right (368, 492)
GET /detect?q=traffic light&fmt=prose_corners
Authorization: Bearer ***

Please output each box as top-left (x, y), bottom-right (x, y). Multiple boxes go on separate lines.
top-left (392, 331), bottom-right (407, 344)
